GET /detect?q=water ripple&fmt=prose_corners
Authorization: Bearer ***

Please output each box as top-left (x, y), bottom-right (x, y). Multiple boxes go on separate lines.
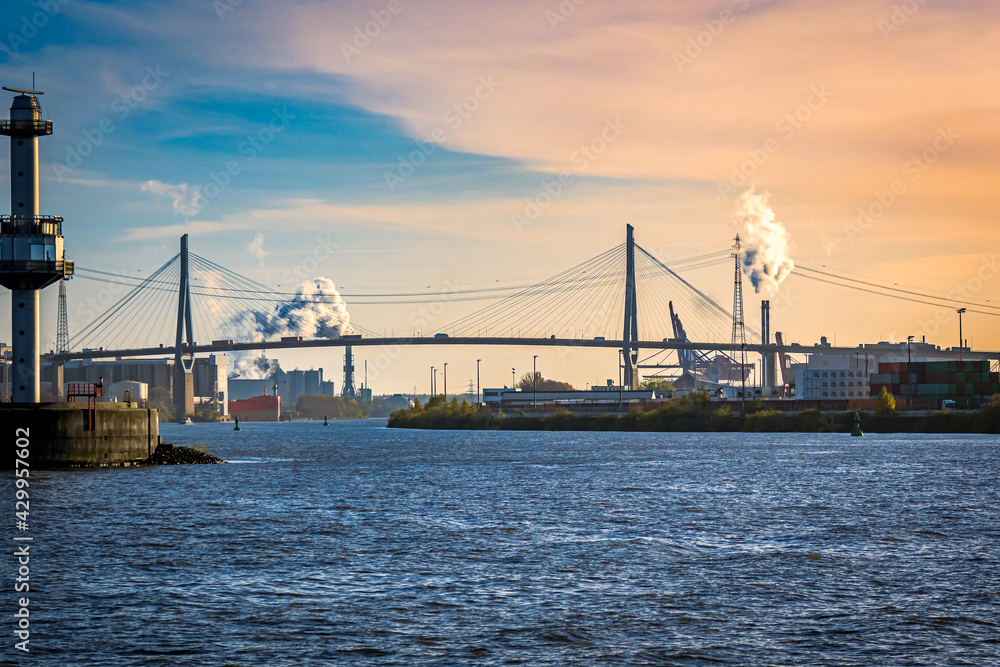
top-left (6, 423), bottom-right (998, 666)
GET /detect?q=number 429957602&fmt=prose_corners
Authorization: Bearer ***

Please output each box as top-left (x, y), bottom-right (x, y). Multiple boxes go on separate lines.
top-left (14, 428), bottom-right (30, 525)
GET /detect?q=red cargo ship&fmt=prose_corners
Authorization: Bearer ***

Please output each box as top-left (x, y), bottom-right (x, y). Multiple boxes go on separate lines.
top-left (228, 394), bottom-right (280, 422)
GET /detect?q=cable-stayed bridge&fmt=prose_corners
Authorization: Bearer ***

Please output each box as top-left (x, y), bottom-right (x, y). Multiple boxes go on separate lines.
top-left (46, 225), bottom-right (1000, 410)
top-left (54, 226), bottom-right (766, 377)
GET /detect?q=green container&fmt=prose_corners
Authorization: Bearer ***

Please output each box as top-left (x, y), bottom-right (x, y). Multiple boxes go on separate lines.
top-left (926, 361), bottom-right (952, 373)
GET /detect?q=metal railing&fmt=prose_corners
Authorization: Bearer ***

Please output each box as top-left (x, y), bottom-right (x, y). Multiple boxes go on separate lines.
top-left (0, 215), bottom-right (63, 236)
top-left (0, 260), bottom-right (73, 275)
top-left (0, 119), bottom-right (52, 136)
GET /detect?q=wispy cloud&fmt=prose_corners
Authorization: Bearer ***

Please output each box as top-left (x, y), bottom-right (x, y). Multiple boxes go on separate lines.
top-left (140, 179), bottom-right (200, 216)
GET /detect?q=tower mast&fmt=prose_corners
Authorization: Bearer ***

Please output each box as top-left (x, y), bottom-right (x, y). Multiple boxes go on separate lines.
top-left (729, 234), bottom-right (747, 407)
top-left (57, 278), bottom-right (69, 353)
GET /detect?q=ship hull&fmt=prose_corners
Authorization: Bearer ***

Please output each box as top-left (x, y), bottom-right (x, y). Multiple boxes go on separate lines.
top-left (228, 395), bottom-right (280, 422)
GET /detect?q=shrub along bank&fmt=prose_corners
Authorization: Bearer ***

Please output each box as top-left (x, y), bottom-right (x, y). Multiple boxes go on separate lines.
top-left (388, 393), bottom-right (1000, 434)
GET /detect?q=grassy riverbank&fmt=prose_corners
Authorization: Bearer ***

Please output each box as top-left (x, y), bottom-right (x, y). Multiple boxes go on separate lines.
top-left (388, 393), bottom-right (1000, 434)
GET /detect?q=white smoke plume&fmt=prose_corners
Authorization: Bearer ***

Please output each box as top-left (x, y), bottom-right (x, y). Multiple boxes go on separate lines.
top-left (226, 277), bottom-right (354, 379)
top-left (230, 355), bottom-right (280, 380)
top-left (733, 189), bottom-right (794, 296)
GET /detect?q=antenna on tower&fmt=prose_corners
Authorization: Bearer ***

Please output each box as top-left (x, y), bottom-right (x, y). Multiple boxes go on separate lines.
top-left (57, 278), bottom-right (69, 353)
top-left (729, 234), bottom-right (747, 408)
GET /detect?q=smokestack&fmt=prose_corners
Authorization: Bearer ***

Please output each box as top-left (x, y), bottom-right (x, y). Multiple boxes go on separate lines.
top-left (761, 300), bottom-right (770, 392)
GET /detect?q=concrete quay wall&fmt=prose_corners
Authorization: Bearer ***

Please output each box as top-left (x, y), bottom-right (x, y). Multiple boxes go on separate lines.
top-left (1, 403), bottom-right (159, 467)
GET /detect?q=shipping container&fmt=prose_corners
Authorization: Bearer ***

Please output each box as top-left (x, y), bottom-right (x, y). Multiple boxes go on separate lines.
top-left (925, 361), bottom-right (953, 373)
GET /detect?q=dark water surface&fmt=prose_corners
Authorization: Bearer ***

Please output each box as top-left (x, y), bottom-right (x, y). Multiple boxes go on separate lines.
top-left (7, 421), bottom-right (1000, 665)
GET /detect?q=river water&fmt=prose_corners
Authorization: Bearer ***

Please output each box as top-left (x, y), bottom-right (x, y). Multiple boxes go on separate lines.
top-left (7, 421), bottom-right (1000, 665)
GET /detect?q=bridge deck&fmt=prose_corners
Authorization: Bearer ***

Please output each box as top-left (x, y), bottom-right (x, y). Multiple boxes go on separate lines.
top-left (46, 336), bottom-right (1000, 364)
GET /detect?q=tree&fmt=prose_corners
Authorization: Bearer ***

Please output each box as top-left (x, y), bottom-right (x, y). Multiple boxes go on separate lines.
top-left (639, 378), bottom-right (676, 391)
top-left (296, 395), bottom-right (368, 419)
top-left (876, 387), bottom-right (896, 417)
top-left (148, 387), bottom-right (175, 423)
top-left (517, 371), bottom-right (573, 392)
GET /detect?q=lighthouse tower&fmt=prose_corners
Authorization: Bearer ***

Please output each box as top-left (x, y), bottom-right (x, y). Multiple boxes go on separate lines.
top-left (0, 86), bottom-right (73, 402)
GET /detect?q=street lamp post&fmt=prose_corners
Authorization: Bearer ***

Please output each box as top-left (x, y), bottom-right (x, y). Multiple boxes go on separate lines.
top-left (533, 355), bottom-right (538, 411)
top-left (512, 367), bottom-right (515, 390)
top-left (906, 335), bottom-right (914, 407)
top-left (957, 308), bottom-right (966, 362)
top-left (433, 367), bottom-right (438, 397)
top-left (618, 349), bottom-right (624, 412)
top-left (444, 362), bottom-right (448, 401)
top-left (741, 341), bottom-right (747, 414)
top-left (430, 366), bottom-right (434, 396)
top-left (477, 359), bottom-right (481, 406)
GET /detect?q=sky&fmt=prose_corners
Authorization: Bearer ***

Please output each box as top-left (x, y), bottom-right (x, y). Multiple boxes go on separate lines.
top-left (1, 0), bottom-right (998, 394)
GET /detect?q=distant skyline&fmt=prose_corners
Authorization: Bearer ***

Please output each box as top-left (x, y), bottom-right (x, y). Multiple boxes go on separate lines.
top-left (2, 0), bottom-right (998, 393)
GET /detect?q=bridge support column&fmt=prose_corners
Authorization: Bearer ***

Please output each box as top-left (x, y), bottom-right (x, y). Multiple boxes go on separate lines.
top-left (53, 361), bottom-right (64, 401)
top-left (172, 362), bottom-right (194, 420)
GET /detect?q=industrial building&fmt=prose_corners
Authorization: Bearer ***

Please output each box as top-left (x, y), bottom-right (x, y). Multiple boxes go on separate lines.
top-left (484, 385), bottom-right (670, 415)
top-left (228, 361), bottom-right (335, 406)
top-left (793, 353), bottom-right (873, 400)
top-left (794, 341), bottom-right (999, 407)
top-left (51, 354), bottom-right (230, 415)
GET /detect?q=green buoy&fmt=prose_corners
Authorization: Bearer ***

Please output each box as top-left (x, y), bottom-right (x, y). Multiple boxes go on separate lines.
top-left (233, 416), bottom-right (240, 431)
top-left (851, 411), bottom-right (863, 437)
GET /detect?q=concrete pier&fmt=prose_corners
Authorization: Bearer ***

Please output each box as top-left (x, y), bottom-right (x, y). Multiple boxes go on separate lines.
top-left (1, 403), bottom-right (159, 467)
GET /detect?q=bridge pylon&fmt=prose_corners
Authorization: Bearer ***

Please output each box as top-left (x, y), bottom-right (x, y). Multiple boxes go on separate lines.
top-left (622, 224), bottom-right (639, 390)
top-left (173, 234), bottom-right (195, 418)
